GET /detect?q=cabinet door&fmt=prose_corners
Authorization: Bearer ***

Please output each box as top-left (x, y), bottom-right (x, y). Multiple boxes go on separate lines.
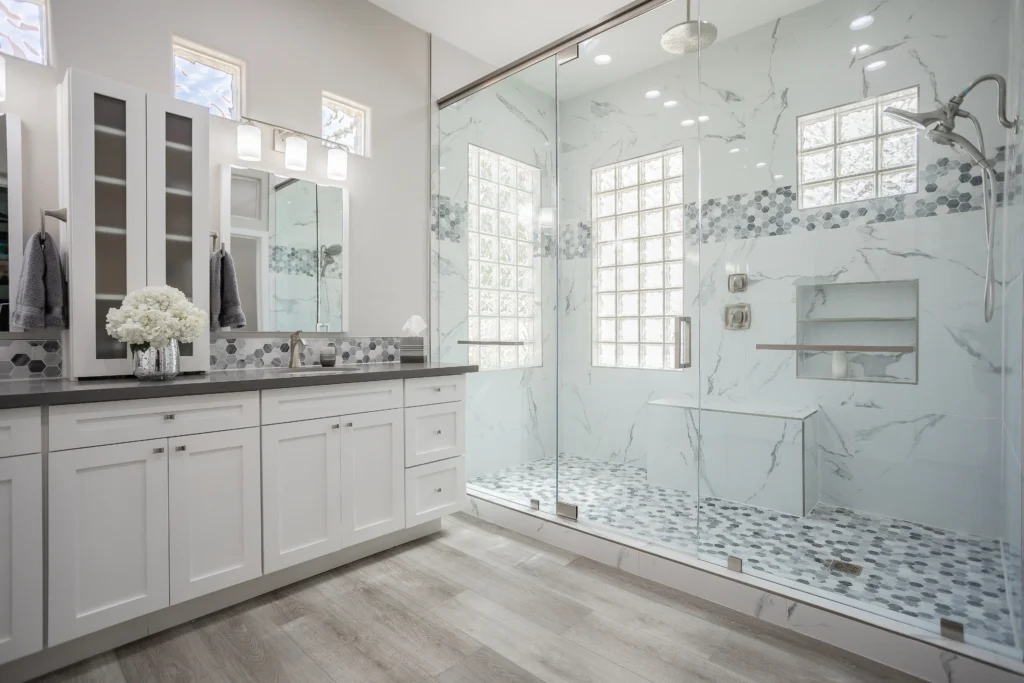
top-left (49, 440), bottom-right (169, 646)
top-left (341, 408), bottom-right (405, 547)
top-left (146, 93), bottom-right (210, 373)
top-left (262, 418), bottom-right (342, 573)
top-left (65, 69), bottom-right (147, 378)
top-left (0, 454), bottom-right (42, 665)
top-left (169, 428), bottom-right (261, 605)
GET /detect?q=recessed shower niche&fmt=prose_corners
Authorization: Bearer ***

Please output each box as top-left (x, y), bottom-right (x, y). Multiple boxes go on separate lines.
top-left (792, 279), bottom-right (918, 383)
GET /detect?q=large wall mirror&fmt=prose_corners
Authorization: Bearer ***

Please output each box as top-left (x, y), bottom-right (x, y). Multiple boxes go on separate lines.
top-left (0, 114), bottom-right (24, 334)
top-left (220, 166), bottom-right (348, 333)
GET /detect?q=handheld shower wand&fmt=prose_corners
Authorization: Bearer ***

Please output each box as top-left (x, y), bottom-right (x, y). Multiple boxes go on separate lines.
top-left (884, 75), bottom-right (1017, 323)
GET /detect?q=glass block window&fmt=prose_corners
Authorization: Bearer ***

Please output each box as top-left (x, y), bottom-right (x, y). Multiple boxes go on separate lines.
top-left (466, 145), bottom-right (542, 370)
top-left (172, 39), bottom-right (243, 120)
top-left (323, 92), bottom-right (369, 157)
top-left (0, 0), bottom-right (46, 64)
top-left (592, 148), bottom-right (685, 369)
top-left (797, 87), bottom-right (919, 209)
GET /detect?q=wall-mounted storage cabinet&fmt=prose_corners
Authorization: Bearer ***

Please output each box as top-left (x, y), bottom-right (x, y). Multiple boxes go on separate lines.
top-left (60, 69), bottom-right (210, 379)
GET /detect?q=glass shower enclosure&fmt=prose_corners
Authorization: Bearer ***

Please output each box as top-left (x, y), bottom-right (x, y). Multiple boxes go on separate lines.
top-left (435, 0), bottom-right (1023, 662)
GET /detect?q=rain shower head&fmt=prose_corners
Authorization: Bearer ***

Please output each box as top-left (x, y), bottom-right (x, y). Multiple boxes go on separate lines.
top-left (661, 0), bottom-right (717, 54)
top-left (322, 244), bottom-right (343, 257)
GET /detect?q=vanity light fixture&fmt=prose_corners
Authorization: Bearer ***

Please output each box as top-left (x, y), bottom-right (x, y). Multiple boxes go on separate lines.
top-left (285, 135), bottom-right (308, 171)
top-left (236, 122), bottom-right (262, 162)
top-left (327, 146), bottom-right (348, 181)
top-left (594, 54), bottom-right (612, 65)
top-left (850, 15), bottom-right (874, 30)
top-left (663, 100), bottom-right (679, 108)
top-left (865, 60), bottom-right (887, 71)
top-left (698, 115), bottom-right (710, 122)
top-left (645, 90), bottom-right (661, 99)
top-left (680, 119), bottom-right (696, 126)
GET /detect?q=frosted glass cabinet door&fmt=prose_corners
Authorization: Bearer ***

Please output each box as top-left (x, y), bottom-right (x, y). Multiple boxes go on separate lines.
top-left (146, 93), bottom-right (210, 373)
top-left (48, 440), bottom-right (169, 645)
top-left (64, 70), bottom-right (147, 378)
top-left (0, 453), bottom-right (42, 665)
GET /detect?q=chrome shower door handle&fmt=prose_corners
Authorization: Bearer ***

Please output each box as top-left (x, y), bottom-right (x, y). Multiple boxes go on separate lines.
top-left (674, 316), bottom-right (692, 369)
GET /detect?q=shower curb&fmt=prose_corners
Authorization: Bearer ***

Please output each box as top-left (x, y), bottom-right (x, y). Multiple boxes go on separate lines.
top-left (464, 490), bottom-right (1024, 683)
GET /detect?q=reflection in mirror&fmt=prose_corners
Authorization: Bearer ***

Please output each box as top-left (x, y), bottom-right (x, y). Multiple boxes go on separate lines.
top-left (225, 168), bottom-right (347, 333)
top-left (0, 114), bottom-right (22, 333)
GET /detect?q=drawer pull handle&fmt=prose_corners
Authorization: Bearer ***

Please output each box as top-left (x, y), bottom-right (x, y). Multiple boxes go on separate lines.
top-left (434, 429), bottom-right (442, 435)
top-left (332, 424), bottom-right (340, 430)
top-left (434, 387), bottom-right (442, 392)
top-left (153, 447), bottom-right (164, 454)
top-left (344, 422), bottom-right (353, 427)
top-left (434, 487), bottom-right (443, 493)
top-left (174, 445), bottom-right (187, 452)
top-left (164, 414), bottom-right (175, 421)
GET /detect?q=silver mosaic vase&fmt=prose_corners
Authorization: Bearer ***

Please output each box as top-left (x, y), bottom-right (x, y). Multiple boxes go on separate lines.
top-left (133, 340), bottom-right (180, 380)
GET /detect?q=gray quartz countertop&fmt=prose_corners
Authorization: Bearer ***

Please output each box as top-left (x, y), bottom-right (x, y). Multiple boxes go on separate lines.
top-left (0, 363), bottom-right (479, 408)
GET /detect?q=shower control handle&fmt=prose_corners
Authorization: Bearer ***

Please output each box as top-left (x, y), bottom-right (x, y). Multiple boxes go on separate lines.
top-left (674, 316), bottom-right (692, 369)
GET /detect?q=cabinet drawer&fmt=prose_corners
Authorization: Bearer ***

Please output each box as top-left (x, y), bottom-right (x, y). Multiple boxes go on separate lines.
top-left (261, 380), bottom-right (403, 425)
top-left (404, 402), bottom-right (464, 468)
top-left (0, 407), bottom-right (41, 458)
top-left (49, 392), bottom-right (260, 451)
top-left (404, 375), bottom-right (466, 407)
top-left (405, 456), bottom-right (466, 527)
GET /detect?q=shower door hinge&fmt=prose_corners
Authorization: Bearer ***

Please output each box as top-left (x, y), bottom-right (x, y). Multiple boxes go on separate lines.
top-left (530, 499), bottom-right (540, 511)
top-left (556, 501), bottom-right (579, 521)
top-left (727, 556), bottom-right (743, 573)
top-left (940, 618), bottom-right (965, 643)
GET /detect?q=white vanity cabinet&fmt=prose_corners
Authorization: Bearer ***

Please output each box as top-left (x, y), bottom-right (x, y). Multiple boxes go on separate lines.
top-left (168, 428), bottom-right (262, 604)
top-left (48, 439), bottom-right (169, 646)
top-left (0, 453), bottom-right (43, 665)
top-left (60, 69), bottom-right (210, 378)
top-left (261, 417), bottom-right (343, 573)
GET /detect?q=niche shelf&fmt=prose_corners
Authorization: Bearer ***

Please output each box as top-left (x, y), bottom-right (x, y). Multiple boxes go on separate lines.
top-left (792, 279), bottom-right (918, 384)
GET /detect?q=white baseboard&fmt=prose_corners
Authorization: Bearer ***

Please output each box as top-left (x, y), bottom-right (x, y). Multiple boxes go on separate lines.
top-left (463, 491), bottom-right (1024, 683)
top-left (0, 520), bottom-right (442, 683)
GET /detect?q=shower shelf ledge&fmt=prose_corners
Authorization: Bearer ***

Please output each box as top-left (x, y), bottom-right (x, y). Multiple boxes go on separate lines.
top-left (796, 317), bottom-right (916, 323)
top-left (756, 343), bottom-right (916, 353)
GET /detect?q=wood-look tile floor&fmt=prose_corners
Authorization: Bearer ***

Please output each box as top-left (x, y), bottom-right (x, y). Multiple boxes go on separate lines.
top-left (38, 513), bottom-right (922, 683)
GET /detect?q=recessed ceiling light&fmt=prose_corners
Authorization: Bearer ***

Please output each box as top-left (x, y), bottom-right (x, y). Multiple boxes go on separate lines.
top-left (663, 100), bottom-right (679, 108)
top-left (756, 162), bottom-right (766, 168)
top-left (865, 60), bottom-right (886, 71)
top-left (850, 44), bottom-right (871, 54)
top-left (850, 15), bottom-right (874, 30)
top-left (594, 54), bottom-right (612, 65)
top-left (698, 115), bottom-right (710, 123)
top-left (439, 166), bottom-right (446, 170)
top-left (729, 148), bottom-right (740, 154)
top-left (645, 90), bottom-right (661, 99)
top-left (774, 174), bottom-right (784, 179)
top-left (680, 119), bottom-right (696, 127)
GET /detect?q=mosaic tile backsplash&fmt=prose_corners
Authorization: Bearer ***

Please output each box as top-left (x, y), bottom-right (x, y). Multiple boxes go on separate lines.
top-left (210, 336), bottom-right (400, 370)
top-left (0, 339), bottom-right (62, 379)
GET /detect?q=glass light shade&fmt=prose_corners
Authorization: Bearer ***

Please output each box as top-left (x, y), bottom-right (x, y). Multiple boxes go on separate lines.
top-left (327, 147), bottom-right (348, 181)
top-left (285, 136), bottom-right (307, 171)
top-left (236, 123), bottom-right (261, 161)
top-left (0, 56), bottom-right (7, 103)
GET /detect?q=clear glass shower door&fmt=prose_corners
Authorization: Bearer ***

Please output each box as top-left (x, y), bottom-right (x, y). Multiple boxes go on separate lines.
top-left (436, 58), bottom-right (560, 514)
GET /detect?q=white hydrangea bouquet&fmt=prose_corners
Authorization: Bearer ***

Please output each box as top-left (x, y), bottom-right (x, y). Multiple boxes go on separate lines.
top-left (106, 287), bottom-right (207, 378)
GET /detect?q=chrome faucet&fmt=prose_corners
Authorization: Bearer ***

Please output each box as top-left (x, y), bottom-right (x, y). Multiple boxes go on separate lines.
top-left (289, 331), bottom-right (307, 368)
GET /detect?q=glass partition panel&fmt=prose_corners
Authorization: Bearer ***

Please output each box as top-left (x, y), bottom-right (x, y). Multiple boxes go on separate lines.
top-left (437, 58), bottom-right (559, 512)
top-left (695, 0), bottom-right (1021, 658)
top-left (555, 0), bottom-right (701, 552)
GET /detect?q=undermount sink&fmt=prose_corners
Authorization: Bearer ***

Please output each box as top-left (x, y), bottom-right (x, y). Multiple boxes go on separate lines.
top-left (273, 366), bottom-right (365, 377)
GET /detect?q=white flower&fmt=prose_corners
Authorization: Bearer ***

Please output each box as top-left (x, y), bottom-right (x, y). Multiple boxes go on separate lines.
top-left (105, 286), bottom-right (208, 348)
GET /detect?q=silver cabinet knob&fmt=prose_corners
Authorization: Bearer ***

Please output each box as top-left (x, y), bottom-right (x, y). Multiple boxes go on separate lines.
top-left (344, 422), bottom-right (353, 427)
top-left (434, 387), bottom-right (442, 392)
top-left (153, 447), bottom-right (164, 454)
top-left (174, 445), bottom-right (187, 452)
top-left (332, 424), bottom-right (340, 430)
top-left (434, 429), bottom-right (442, 435)
top-left (434, 487), bottom-right (442, 493)
top-left (163, 414), bottom-right (175, 421)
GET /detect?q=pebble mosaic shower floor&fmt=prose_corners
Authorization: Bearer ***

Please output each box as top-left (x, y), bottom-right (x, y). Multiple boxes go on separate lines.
top-left (470, 456), bottom-right (1018, 652)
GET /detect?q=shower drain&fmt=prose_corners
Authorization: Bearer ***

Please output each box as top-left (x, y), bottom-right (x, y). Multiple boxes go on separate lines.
top-left (828, 560), bottom-right (864, 576)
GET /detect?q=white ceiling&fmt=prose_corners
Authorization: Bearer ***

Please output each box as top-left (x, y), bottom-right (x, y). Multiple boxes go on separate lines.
top-left (368, 0), bottom-right (634, 68)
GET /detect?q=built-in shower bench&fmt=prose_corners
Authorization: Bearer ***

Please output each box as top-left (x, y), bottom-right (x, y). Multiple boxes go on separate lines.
top-left (645, 399), bottom-right (818, 516)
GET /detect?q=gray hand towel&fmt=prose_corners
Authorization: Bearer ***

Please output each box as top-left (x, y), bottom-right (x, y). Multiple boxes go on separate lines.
top-left (219, 250), bottom-right (246, 329)
top-left (11, 232), bottom-right (65, 329)
top-left (209, 250), bottom-right (223, 331)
